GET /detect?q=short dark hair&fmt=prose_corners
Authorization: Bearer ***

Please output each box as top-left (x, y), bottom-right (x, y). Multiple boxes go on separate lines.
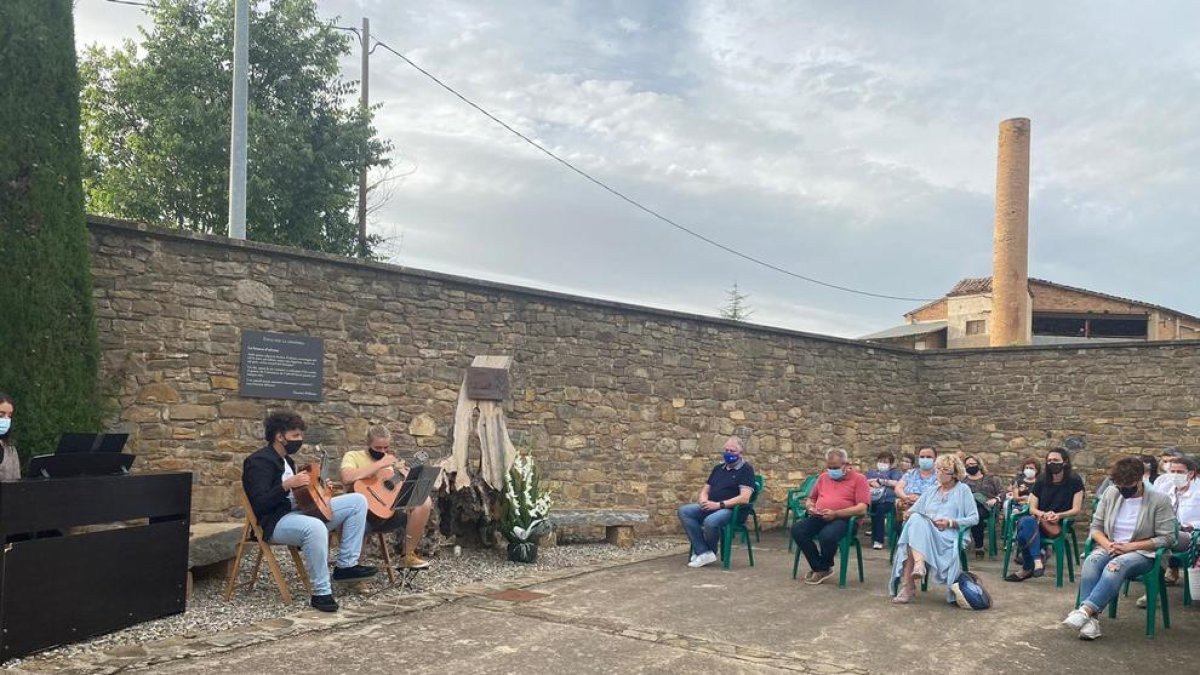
top-left (1161, 447), bottom-right (1184, 459)
top-left (0, 392), bottom-right (12, 408)
top-left (1169, 457), bottom-right (1198, 473)
top-left (877, 451), bottom-right (896, 462)
top-left (1110, 456), bottom-right (1145, 486)
top-left (918, 444), bottom-right (937, 454)
top-left (1138, 454), bottom-right (1159, 482)
top-left (1021, 456), bottom-right (1041, 473)
top-left (263, 410), bottom-right (306, 444)
top-left (901, 453), bottom-right (916, 464)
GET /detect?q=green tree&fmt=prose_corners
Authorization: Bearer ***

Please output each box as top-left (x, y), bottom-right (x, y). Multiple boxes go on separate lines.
top-left (720, 282), bottom-right (754, 322)
top-left (0, 0), bottom-right (102, 460)
top-left (80, 0), bottom-right (390, 256)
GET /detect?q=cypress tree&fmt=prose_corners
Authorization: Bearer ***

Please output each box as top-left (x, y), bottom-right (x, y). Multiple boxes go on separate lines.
top-left (0, 1), bottom-right (102, 461)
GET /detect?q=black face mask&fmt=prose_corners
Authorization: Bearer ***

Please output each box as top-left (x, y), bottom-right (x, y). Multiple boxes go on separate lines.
top-left (1118, 485), bottom-right (1139, 499)
top-left (1047, 462), bottom-right (1065, 474)
top-left (283, 440), bottom-right (303, 455)
top-left (965, 466), bottom-right (980, 476)
top-left (368, 449), bottom-right (386, 461)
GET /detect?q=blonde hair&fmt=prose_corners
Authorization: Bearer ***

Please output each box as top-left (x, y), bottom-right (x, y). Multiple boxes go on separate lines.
top-left (366, 425), bottom-right (391, 443)
top-left (935, 454), bottom-right (966, 481)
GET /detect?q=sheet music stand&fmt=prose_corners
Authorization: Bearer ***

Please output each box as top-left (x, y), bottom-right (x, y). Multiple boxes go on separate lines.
top-left (389, 466), bottom-right (441, 591)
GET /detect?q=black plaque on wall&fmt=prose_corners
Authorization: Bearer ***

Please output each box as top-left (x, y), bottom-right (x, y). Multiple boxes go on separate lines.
top-left (239, 330), bottom-right (324, 401)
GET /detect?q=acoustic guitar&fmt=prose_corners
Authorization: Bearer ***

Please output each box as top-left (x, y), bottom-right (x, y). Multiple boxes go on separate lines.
top-left (293, 445), bottom-right (334, 522)
top-left (353, 450), bottom-right (428, 521)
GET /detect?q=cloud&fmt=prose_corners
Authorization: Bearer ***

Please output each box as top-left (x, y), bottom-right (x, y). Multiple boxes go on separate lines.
top-left (73, 0), bottom-right (1200, 337)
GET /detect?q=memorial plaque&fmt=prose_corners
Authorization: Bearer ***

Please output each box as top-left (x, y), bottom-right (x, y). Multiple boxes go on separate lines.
top-left (239, 331), bottom-right (324, 401)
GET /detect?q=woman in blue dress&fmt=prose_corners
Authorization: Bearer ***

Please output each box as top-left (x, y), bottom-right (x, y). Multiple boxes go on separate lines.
top-left (890, 454), bottom-right (978, 604)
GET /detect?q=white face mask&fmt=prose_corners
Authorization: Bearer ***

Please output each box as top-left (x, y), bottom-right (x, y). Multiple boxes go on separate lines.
top-left (1171, 473), bottom-right (1190, 488)
top-left (1023, 468), bottom-right (1036, 480)
top-left (877, 462), bottom-right (890, 471)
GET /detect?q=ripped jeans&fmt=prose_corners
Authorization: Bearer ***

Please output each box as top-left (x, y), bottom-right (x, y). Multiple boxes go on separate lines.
top-left (1077, 549), bottom-right (1155, 614)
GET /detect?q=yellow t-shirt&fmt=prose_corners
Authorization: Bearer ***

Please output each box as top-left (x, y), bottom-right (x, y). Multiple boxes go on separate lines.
top-left (340, 449), bottom-right (406, 473)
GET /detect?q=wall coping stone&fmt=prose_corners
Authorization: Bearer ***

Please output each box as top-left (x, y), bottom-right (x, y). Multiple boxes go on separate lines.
top-left (86, 216), bottom-right (916, 356)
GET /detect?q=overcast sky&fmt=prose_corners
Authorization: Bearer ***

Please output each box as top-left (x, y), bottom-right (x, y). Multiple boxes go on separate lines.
top-left (73, 0), bottom-right (1200, 337)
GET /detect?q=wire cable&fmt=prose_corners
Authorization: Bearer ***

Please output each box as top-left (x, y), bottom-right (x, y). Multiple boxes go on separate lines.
top-left (370, 38), bottom-right (935, 302)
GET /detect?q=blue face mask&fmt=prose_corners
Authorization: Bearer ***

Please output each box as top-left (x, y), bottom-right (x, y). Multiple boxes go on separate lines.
top-left (918, 457), bottom-right (935, 471)
top-left (827, 467), bottom-right (845, 480)
top-left (722, 451), bottom-right (740, 464)
top-left (0, 418), bottom-right (10, 436)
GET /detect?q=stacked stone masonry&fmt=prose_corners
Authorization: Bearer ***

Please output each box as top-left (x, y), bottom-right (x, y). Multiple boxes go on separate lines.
top-left (87, 218), bottom-right (1200, 531)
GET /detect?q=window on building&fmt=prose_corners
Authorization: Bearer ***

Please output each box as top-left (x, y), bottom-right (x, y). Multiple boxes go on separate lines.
top-left (1032, 314), bottom-right (1148, 339)
top-left (965, 320), bottom-right (986, 335)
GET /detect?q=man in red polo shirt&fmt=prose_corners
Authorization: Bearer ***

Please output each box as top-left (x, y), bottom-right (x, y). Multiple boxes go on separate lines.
top-left (791, 447), bottom-right (870, 584)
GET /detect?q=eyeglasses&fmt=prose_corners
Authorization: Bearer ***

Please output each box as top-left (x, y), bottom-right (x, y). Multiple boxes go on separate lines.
top-left (936, 468), bottom-right (955, 475)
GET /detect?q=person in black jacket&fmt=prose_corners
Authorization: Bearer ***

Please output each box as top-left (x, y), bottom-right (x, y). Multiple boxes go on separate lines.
top-left (243, 410), bottom-right (375, 612)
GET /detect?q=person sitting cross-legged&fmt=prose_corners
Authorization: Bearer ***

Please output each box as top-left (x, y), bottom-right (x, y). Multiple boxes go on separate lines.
top-left (1063, 456), bottom-right (1176, 641)
top-left (678, 436), bottom-right (755, 568)
top-left (890, 454), bottom-right (978, 604)
top-left (791, 448), bottom-right (870, 585)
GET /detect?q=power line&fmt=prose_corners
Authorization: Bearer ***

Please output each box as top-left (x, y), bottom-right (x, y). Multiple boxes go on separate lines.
top-left (369, 38), bottom-right (936, 303)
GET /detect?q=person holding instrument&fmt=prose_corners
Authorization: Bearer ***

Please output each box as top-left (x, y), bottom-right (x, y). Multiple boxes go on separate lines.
top-left (243, 410), bottom-right (376, 612)
top-left (341, 425), bottom-right (433, 570)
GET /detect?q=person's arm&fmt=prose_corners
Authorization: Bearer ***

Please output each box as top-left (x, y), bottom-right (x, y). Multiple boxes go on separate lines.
top-left (244, 456), bottom-right (297, 512)
top-left (894, 474), bottom-right (911, 501)
top-left (698, 483), bottom-right (711, 504)
top-left (722, 485), bottom-right (753, 508)
top-left (1028, 492), bottom-right (1044, 519)
top-left (953, 485), bottom-right (980, 528)
top-left (1088, 491), bottom-right (1112, 550)
top-left (340, 454), bottom-right (396, 484)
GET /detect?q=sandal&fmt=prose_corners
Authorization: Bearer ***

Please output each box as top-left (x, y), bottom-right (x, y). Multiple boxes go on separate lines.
top-left (892, 586), bottom-right (915, 604)
top-left (1005, 572), bottom-right (1031, 582)
top-left (911, 561), bottom-right (927, 582)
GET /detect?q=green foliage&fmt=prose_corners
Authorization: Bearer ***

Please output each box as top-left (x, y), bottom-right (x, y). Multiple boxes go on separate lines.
top-left (501, 454), bottom-right (553, 543)
top-left (0, 0), bottom-right (103, 460)
top-left (720, 281), bottom-right (754, 322)
top-left (80, 0), bottom-right (391, 256)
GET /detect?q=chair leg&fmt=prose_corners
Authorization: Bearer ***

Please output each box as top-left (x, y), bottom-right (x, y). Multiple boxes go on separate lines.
top-left (838, 540), bottom-right (849, 588)
top-left (248, 548), bottom-right (264, 590)
top-left (792, 545), bottom-right (803, 579)
top-left (721, 526), bottom-right (733, 570)
top-left (855, 540), bottom-right (865, 583)
top-left (1145, 576), bottom-right (1158, 638)
top-left (744, 528), bottom-right (755, 567)
top-left (223, 534), bottom-right (249, 601)
top-left (1054, 541), bottom-right (1065, 588)
top-left (752, 512), bottom-right (761, 543)
top-left (289, 546), bottom-right (311, 595)
top-left (379, 533), bottom-right (397, 584)
top-left (1001, 531), bottom-right (1013, 579)
top-left (261, 544), bottom-right (293, 604)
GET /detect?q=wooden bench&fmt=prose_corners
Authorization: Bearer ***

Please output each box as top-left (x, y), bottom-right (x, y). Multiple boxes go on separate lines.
top-left (546, 509), bottom-right (649, 548)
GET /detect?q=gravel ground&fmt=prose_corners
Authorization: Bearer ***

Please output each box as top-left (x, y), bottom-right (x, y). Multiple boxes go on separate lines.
top-left (6, 537), bottom-right (682, 669)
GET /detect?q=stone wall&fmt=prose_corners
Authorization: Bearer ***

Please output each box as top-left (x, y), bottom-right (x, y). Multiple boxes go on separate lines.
top-left (88, 218), bottom-right (923, 530)
top-left (919, 342), bottom-right (1200, 491)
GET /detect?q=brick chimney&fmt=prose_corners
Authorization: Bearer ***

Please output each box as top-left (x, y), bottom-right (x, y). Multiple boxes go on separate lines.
top-left (990, 118), bottom-right (1032, 346)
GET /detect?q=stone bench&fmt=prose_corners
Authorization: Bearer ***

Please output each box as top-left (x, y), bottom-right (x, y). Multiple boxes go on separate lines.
top-left (546, 509), bottom-right (649, 548)
top-left (187, 522), bottom-right (245, 597)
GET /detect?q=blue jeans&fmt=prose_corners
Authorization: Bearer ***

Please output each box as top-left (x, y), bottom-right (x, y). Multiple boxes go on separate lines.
top-left (678, 503), bottom-right (732, 556)
top-left (791, 516), bottom-right (851, 573)
top-left (1078, 549), bottom-right (1155, 614)
top-left (869, 501), bottom-right (895, 545)
top-left (270, 493), bottom-right (369, 595)
top-left (1014, 515), bottom-right (1042, 571)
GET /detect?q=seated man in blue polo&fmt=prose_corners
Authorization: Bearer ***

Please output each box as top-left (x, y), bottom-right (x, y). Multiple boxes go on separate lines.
top-left (677, 436), bottom-right (756, 568)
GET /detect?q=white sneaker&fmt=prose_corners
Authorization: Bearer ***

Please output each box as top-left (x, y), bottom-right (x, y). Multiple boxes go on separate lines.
top-left (687, 553), bottom-right (697, 566)
top-left (872, 542), bottom-right (884, 550)
top-left (1136, 594), bottom-right (1147, 609)
top-left (1062, 609), bottom-right (1089, 630)
top-left (1079, 618), bottom-right (1101, 641)
top-left (687, 551), bottom-right (718, 568)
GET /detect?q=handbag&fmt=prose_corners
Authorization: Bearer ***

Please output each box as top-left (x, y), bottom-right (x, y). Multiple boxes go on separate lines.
top-left (951, 571), bottom-right (993, 610)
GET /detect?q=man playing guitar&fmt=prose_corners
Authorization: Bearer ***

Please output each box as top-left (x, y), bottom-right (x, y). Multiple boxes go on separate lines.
top-left (340, 425), bottom-right (433, 570)
top-left (242, 410), bottom-right (377, 612)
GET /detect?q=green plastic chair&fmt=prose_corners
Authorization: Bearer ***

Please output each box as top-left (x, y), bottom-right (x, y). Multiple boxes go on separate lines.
top-left (791, 515), bottom-right (864, 588)
top-left (718, 475), bottom-right (763, 570)
top-left (785, 475), bottom-right (819, 552)
top-left (746, 475), bottom-right (764, 542)
top-left (1077, 538), bottom-right (1171, 639)
top-left (1001, 511), bottom-right (1077, 587)
top-left (1173, 531), bottom-right (1199, 606)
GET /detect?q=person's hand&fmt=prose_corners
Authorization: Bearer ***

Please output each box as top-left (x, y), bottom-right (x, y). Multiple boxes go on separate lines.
top-left (907, 495), bottom-right (919, 504)
top-left (868, 479), bottom-right (880, 488)
top-left (820, 509), bottom-right (837, 521)
top-left (700, 500), bottom-right (719, 511)
top-left (283, 473), bottom-right (311, 490)
top-left (933, 518), bottom-right (950, 531)
top-left (377, 466), bottom-right (396, 480)
top-left (986, 499), bottom-right (998, 507)
top-left (1182, 524), bottom-right (1195, 533)
top-left (324, 479), bottom-right (334, 491)
top-left (1044, 511), bottom-right (1060, 523)
top-left (374, 453), bottom-right (397, 470)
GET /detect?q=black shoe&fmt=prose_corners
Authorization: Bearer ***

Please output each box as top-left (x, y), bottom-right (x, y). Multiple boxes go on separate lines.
top-left (1004, 572), bottom-right (1031, 582)
top-left (332, 564), bottom-right (378, 582)
top-left (311, 593), bottom-right (339, 612)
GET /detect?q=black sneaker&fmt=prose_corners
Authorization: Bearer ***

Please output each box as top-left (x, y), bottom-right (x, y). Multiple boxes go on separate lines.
top-left (310, 593), bottom-right (339, 612)
top-left (332, 564), bottom-right (378, 582)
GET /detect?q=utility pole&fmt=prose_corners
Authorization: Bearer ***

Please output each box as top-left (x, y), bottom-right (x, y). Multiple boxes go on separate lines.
top-left (227, 0), bottom-right (249, 240)
top-left (357, 16), bottom-right (370, 257)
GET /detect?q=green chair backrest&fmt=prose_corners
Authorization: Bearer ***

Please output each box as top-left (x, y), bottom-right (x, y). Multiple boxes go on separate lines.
top-left (750, 475), bottom-right (765, 506)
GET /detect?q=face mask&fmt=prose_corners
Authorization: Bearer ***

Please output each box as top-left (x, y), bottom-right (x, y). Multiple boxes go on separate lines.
top-left (0, 418), bottom-right (9, 436)
top-left (369, 449), bottom-right (386, 461)
top-left (1118, 485), bottom-right (1139, 499)
top-left (1023, 468), bottom-right (1036, 480)
top-left (283, 440), bottom-right (303, 455)
top-left (876, 462), bottom-right (890, 471)
top-left (828, 468), bottom-right (845, 480)
top-left (722, 451), bottom-right (739, 464)
top-left (965, 466), bottom-right (980, 476)
top-left (1046, 462), bottom-right (1064, 474)
top-left (918, 457), bottom-right (935, 471)
top-left (1171, 473), bottom-right (1190, 488)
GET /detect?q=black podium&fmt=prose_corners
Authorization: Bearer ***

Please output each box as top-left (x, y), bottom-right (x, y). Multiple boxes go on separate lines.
top-left (0, 472), bottom-right (192, 660)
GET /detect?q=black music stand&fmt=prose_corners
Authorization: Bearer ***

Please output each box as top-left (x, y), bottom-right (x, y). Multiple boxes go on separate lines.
top-left (28, 433), bottom-right (135, 478)
top-left (389, 465), bottom-right (441, 591)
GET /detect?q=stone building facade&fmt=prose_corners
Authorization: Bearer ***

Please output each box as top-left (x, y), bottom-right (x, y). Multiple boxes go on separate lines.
top-left (87, 218), bottom-right (1200, 531)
